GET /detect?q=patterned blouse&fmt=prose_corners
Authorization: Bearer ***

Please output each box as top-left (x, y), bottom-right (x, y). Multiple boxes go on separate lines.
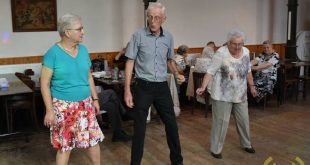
top-left (207, 46), bottom-right (251, 103)
top-left (254, 52), bottom-right (279, 74)
top-left (175, 54), bottom-right (187, 71)
top-left (253, 52), bottom-right (280, 101)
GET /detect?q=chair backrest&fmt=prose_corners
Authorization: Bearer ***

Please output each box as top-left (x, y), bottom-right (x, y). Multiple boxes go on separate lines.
top-left (282, 64), bottom-right (299, 81)
top-left (192, 72), bottom-right (206, 96)
top-left (22, 79), bottom-right (36, 91)
top-left (24, 69), bottom-right (34, 76)
top-left (15, 72), bottom-right (31, 80)
top-left (15, 72), bottom-right (35, 91)
top-left (91, 59), bottom-right (105, 72)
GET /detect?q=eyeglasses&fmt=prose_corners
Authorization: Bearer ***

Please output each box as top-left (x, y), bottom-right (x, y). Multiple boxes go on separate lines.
top-left (230, 42), bottom-right (244, 47)
top-left (67, 27), bottom-right (84, 32)
top-left (147, 15), bottom-right (162, 22)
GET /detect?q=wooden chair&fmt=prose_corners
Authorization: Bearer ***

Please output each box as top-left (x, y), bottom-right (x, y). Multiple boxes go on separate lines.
top-left (192, 72), bottom-right (209, 118)
top-left (24, 69), bottom-right (34, 76)
top-left (6, 74), bottom-right (38, 133)
top-left (15, 72), bottom-right (31, 81)
top-left (297, 65), bottom-right (310, 99)
top-left (261, 67), bottom-right (282, 110)
top-left (279, 64), bottom-right (299, 103)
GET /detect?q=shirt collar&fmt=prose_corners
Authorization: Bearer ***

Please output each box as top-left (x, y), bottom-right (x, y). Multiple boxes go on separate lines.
top-left (146, 27), bottom-right (164, 37)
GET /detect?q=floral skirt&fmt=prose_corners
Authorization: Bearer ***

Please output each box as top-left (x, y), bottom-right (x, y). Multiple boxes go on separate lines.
top-left (50, 97), bottom-right (104, 152)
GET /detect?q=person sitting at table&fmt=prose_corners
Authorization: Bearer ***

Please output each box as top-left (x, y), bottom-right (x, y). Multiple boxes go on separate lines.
top-left (113, 43), bottom-right (129, 70)
top-left (250, 40), bottom-right (280, 102)
top-left (195, 41), bottom-right (217, 73)
top-left (96, 87), bottom-right (132, 142)
top-left (175, 45), bottom-right (190, 75)
top-left (201, 41), bottom-right (216, 59)
top-left (174, 45), bottom-right (191, 105)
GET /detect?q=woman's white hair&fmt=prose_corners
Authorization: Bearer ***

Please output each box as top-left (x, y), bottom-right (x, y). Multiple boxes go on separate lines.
top-left (146, 2), bottom-right (166, 16)
top-left (58, 13), bottom-right (81, 37)
top-left (227, 29), bottom-right (246, 43)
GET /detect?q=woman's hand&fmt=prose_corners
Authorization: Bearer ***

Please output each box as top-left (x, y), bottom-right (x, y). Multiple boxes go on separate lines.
top-left (93, 100), bottom-right (100, 115)
top-left (44, 110), bottom-right (55, 128)
top-left (250, 85), bottom-right (257, 97)
top-left (196, 87), bottom-right (206, 96)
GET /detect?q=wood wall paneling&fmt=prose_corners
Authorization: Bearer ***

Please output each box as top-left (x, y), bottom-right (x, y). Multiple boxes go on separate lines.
top-left (0, 44), bottom-right (286, 65)
top-left (245, 44), bottom-right (286, 60)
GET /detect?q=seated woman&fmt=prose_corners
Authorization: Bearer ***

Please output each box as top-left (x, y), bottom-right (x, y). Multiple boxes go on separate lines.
top-left (113, 43), bottom-right (129, 70)
top-left (251, 40), bottom-right (280, 102)
top-left (195, 41), bottom-right (217, 73)
top-left (201, 41), bottom-right (216, 59)
top-left (175, 45), bottom-right (190, 75)
top-left (174, 45), bottom-right (191, 105)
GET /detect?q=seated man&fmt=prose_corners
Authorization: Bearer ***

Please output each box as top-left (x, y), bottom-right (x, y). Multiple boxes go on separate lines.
top-left (96, 88), bottom-right (131, 142)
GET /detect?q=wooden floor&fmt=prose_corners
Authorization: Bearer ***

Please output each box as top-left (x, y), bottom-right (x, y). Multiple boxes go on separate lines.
top-left (0, 96), bottom-right (309, 165)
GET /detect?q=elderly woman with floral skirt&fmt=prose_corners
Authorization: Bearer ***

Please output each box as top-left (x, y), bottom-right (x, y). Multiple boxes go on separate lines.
top-left (40, 13), bottom-right (104, 165)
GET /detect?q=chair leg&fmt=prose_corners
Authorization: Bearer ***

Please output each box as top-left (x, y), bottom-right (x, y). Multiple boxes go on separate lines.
top-left (263, 95), bottom-right (267, 110)
top-left (6, 109), bottom-right (11, 133)
top-left (192, 96), bottom-right (196, 114)
top-left (31, 96), bottom-right (38, 130)
top-left (204, 101), bottom-right (207, 118)
top-left (295, 83), bottom-right (298, 101)
top-left (204, 95), bottom-right (209, 118)
top-left (303, 80), bottom-right (307, 99)
top-left (8, 109), bottom-right (13, 133)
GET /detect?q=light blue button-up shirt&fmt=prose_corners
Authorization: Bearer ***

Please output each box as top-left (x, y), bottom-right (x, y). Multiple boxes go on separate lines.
top-left (125, 27), bottom-right (174, 82)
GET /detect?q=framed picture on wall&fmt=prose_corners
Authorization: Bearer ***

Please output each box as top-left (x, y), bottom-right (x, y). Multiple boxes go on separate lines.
top-left (11, 0), bottom-right (57, 32)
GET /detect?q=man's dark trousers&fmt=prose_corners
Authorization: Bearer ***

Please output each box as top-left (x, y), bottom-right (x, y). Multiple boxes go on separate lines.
top-left (130, 79), bottom-right (183, 165)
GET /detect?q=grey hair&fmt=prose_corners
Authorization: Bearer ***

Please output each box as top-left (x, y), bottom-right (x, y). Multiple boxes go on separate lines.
top-left (262, 40), bottom-right (272, 45)
top-left (227, 29), bottom-right (246, 43)
top-left (146, 2), bottom-right (166, 16)
top-left (58, 13), bottom-right (81, 37)
top-left (176, 45), bottom-right (189, 55)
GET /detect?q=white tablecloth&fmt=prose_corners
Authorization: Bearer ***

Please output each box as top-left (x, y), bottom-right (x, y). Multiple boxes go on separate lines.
top-left (167, 73), bottom-right (180, 116)
top-left (186, 57), bottom-right (212, 98)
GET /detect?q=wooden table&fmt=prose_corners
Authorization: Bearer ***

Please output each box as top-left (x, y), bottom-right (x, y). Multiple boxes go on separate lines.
top-left (278, 61), bottom-right (310, 102)
top-left (94, 78), bottom-right (128, 96)
top-left (0, 74), bottom-right (32, 134)
top-left (95, 74), bottom-right (181, 116)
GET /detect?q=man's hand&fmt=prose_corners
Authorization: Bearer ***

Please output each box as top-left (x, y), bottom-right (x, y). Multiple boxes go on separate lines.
top-left (124, 89), bottom-right (134, 108)
top-left (176, 74), bottom-right (185, 85)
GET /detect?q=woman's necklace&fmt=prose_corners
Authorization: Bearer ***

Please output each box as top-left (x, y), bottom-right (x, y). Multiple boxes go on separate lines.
top-left (60, 42), bottom-right (78, 57)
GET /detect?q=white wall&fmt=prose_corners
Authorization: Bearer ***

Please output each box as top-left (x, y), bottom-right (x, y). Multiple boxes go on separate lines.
top-left (0, 0), bottom-right (144, 58)
top-left (160, 0), bottom-right (260, 46)
top-left (0, 0), bottom-right (309, 59)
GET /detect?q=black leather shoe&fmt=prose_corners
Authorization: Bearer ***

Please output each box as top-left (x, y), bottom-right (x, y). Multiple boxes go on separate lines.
top-left (112, 130), bottom-right (132, 142)
top-left (211, 152), bottom-right (222, 159)
top-left (244, 147), bottom-right (255, 153)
